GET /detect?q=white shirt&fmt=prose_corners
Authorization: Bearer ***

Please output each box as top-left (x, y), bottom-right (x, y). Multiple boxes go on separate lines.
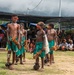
top-left (68, 44), bottom-right (73, 49)
top-left (59, 42), bottom-right (68, 48)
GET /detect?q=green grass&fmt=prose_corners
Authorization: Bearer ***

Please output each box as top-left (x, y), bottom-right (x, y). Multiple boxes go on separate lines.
top-left (25, 52), bottom-right (33, 59)
top-left (0, 52), bottom-right (16, 75)
top-left (54, 51), bottom-right (74, 56)
top-left (65, 51), bottom-right (74, 56)
top-left (0, 20), bottom-right (9, 25)
top-left (0, 51), bottom-right (74, 75)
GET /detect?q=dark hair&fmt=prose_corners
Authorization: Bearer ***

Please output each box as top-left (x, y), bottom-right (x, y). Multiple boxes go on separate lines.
top-left (20, 24), bottom-right (24, 29)
top-left (63, 39), bottom-right (66, 42)
top-left (11, 14), bottom-right (18, 17)
top-left (48, 23), bottom-right (54, 28)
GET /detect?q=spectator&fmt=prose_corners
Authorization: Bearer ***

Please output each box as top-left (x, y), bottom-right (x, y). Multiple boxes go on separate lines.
top-left (59, 39), bottom-right (68, 50)
top-left (60, 30), bottom-right (66, 39)
top-left (66, 35), bottom-right (72, 44)
top-left (0, 29), bottom-right (4, 48)
top-left (68, 40), bottom-right (74, 51)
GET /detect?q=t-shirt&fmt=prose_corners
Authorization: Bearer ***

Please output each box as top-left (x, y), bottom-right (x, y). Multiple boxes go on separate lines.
top-left (59, 42), bottom-right (68, 48)
top-left (68, 44), bottom-right (73, 49)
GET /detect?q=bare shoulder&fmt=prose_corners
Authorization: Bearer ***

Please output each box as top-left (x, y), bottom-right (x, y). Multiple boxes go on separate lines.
top-left (23, 29), bottom-right (27, 33)
top-left (41, 30), bottom-right (45, 36)
top-left (52, 29), bottom-right (56, 32)
top-left (17, 24), bottom-right (20, 28)
top-left (17, 24), bottom-right (20, 26)
top-left (7, 23), bottom-right (12, 27)
top-left (54, 29), bottom-right (56, 33)
top-left (42, 30), bottom-right (45, 34)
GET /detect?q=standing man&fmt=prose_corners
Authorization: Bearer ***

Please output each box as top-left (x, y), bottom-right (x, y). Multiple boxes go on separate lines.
top-left (47, 23), bottom-right (57, 65)
top-left (6, 15), bottom-right (20, 66)
top-left (33, 22), bottom-right (45, 70)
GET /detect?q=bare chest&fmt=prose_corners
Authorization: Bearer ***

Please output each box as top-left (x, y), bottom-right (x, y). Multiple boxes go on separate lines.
top-left (9, 24), bottom-right (18, 31)
top-left (47, 30), bottom-right (55, 35)
top-left (37, 31), bottom-right (43, 37)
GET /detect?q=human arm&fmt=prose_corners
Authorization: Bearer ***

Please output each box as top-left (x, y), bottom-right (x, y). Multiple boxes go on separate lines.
top-left (17, 24), bottom-right (20, 43)
top-left (54, 30), bottom-right (58, 45)
top-left (7, 24), bottom-right (10, 43)
top-left (42, 30), bottom-right (46, 50)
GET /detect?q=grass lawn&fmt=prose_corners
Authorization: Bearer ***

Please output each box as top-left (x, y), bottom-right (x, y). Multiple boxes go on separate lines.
top-left (0, 51), bottom-right (74, 75)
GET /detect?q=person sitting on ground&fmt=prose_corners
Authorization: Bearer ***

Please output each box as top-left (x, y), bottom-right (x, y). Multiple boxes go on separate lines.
top-left (59, 39), bottom-right (68, 50)
top-left (68, 40), bottom-right (74, 51)
top-left (73, 45), bottom-right (74, 51)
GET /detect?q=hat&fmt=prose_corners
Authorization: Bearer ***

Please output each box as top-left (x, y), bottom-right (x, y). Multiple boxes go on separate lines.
top-left (37, 22), bottom-right (44, 28)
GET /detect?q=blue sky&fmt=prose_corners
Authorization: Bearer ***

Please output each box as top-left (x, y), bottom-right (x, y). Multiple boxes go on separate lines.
top-left (0, 0), bottom-right (74, 17)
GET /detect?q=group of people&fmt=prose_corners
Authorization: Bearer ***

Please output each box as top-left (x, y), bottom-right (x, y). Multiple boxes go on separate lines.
top-left (5, 15), bottom-right (57, 71)
top-left (57, 30), bottom-right (74, 51)
top-left (59, 38), bottom-right (74, 51)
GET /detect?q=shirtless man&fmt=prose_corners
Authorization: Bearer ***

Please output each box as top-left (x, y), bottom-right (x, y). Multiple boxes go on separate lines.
top-left (16, 24), bottom-right (27, 64)
top-left (33, 22), bottom-right (45, 70)
top-left (6, 15), bottom-right (20, 65)
top-left (46, 23), bottom-right (57, 65)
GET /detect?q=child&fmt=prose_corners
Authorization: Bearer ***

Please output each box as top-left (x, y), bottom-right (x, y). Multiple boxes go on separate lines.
top-left (33, 22), bottom-right (45, 70)
top-left (68, 40), bottom-right (73, 51)
top-left (29, 39), bottom-right (35, 53)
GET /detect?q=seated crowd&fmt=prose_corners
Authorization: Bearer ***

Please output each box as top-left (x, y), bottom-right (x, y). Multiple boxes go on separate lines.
top-left (58, 39), bottom-right (74, 51)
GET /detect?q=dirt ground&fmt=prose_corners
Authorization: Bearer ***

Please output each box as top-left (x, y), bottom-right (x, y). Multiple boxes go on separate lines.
top-left (0, 51), bottom-right (74, 75)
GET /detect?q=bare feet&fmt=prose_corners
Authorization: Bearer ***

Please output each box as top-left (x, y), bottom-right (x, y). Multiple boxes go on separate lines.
top-left (46, 63), bottom-right (50, 66)
top-left (23, 59), bottom-right (26, 62)
top-left (15, 63), bottom-right (18, 65)
top-left (52, 61), bottom-right (55, 64)
top-left (20, 62), bottom-right (24, 65)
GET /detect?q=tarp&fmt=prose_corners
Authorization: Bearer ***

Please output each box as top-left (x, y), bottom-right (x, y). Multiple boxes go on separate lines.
top-left (29, 23), bottom-right (37, 26)
top-left (1, 23), bottom-right (8, 28)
